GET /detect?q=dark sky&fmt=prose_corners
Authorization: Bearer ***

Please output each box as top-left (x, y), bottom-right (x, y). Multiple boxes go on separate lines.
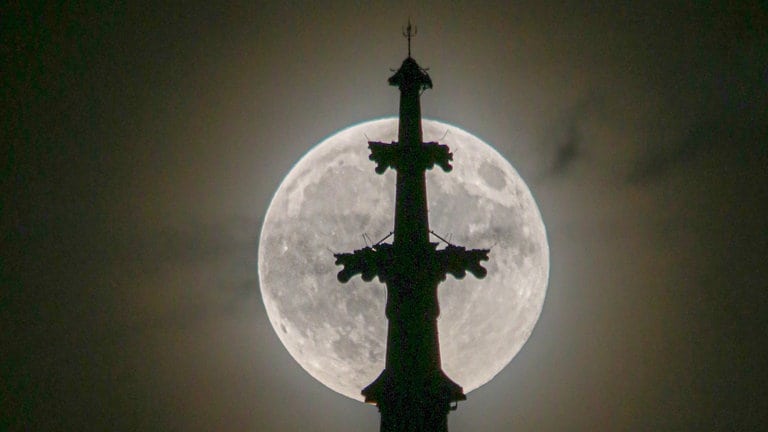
top-left (3, 1), bottom-right (767, 431)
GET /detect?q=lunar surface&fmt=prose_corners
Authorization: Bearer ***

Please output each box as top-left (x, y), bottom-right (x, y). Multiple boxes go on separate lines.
top-left (258, 118), bottom-right (549, 401)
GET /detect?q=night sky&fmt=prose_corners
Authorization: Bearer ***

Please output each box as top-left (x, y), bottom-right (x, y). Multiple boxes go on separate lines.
top-left (3, 2), bottom-right (767, 431)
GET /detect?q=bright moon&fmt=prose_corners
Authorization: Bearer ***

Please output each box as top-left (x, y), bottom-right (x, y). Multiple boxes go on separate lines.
top-left (258, 118), bottom-right (549, 401)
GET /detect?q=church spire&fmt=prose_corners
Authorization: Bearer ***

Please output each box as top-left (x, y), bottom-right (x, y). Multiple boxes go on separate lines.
top-left (334, 26), bottom-right (490, 432)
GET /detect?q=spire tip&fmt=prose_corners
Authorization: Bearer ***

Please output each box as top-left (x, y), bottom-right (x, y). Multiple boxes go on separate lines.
top-left (402, 19), bottom-right (417, 57)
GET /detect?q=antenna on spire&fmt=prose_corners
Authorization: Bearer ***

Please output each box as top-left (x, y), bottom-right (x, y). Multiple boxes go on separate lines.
top-left (402, 19), bottom-right (417, 57)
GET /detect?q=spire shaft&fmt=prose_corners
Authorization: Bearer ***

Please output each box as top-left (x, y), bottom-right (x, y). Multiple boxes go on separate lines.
top-left (334, 37), bottom-right (489, 432)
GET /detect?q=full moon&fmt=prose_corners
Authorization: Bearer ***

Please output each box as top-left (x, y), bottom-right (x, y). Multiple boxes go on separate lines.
top-left (258, 118), bottom-right (548, 401)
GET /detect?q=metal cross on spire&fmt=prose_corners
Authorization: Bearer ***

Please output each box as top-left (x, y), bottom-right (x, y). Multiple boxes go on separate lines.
top-left (403, 20), bottom-right (417, 57)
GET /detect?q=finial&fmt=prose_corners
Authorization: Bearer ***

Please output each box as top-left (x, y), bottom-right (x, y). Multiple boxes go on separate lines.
top-left (402, 19), bottom-right (417, 57)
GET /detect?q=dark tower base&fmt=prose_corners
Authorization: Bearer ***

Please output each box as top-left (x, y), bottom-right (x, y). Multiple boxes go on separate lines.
top-left (364, 369), bottom-right (465, 432)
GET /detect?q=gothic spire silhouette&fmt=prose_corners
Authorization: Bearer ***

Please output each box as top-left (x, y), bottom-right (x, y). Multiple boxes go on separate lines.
top-left (334, 26), bottom-right (489, 432)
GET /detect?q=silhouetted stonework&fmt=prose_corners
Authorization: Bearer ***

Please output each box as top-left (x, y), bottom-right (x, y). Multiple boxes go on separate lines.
top-left (334, 31), bottom-right (489, 432)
